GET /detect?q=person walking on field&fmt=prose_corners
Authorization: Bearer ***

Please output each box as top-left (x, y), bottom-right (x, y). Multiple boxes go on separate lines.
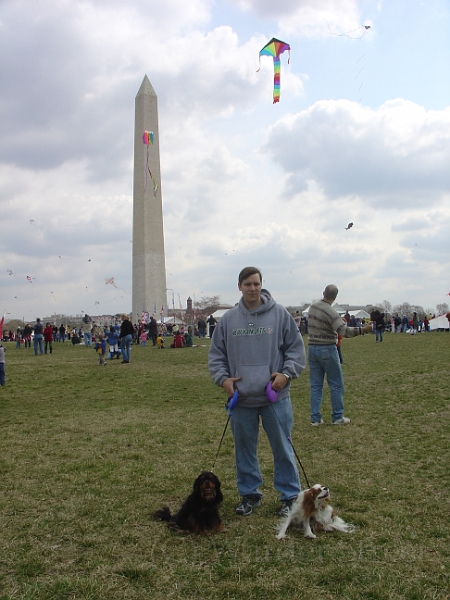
top-left (119, 314), bottom-right (134, 364)
top-left (209, 266), bottom-right (306, 517)
top-left (33, 318), bottom-right (44, 355)
top-left (148, 316), bottom-right (158, 346)
top-left (43, 322), bottom-right (53, 354)
top-left (207, 314), bottom-right (217, 338)
top-left (308, 285), bottom-right (373, 426)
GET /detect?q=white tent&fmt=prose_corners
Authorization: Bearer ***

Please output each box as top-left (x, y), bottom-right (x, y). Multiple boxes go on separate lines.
top-left (162, 316), bottom-right (184, 324)
top-left (212, 308), bottom-right (231, 320)
top-left (429, 315), bottom-right (449, 331)
top-left (302, 303), bottom-right (349, 316)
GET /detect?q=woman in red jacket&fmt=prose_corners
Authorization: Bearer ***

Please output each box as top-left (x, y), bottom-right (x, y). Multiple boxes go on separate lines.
top-left (44, 323), bottom-right (53, 354)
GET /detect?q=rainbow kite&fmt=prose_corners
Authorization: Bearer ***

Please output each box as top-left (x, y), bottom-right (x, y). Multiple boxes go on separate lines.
top-left (142, 131), bottom-right (154, 145)
top-left (257, 38), bottom-right (291, 104)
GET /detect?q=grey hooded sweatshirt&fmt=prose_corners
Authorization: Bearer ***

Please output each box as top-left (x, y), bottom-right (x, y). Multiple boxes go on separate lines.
top-left (208, 289), bottom-right (306, 407)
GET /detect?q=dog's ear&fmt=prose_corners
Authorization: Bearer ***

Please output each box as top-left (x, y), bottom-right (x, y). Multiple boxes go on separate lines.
top-left (193, 474), bottom-right (203, 493)
top-left (302, 489), bottom-right (317, 518)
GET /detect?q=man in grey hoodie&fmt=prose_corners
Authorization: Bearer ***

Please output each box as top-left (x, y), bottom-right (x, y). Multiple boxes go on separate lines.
top-left (208, 267), bottom-right (306, 517)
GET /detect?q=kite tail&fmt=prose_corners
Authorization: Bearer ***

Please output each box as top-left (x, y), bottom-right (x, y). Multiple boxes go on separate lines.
top-left (144, 145), bottom-right (150, 191)
top-left (273, 56), bottom-right (281, 104)
top-left (147, 165), bottom-right (158, 197)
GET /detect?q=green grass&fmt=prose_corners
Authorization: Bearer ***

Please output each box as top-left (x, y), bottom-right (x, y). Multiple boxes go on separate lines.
top-left (1, 333), bottom-right (449, 599)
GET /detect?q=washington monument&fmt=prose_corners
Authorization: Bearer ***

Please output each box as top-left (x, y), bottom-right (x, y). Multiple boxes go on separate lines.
top-left (132, 75), bottom-right (167, 322)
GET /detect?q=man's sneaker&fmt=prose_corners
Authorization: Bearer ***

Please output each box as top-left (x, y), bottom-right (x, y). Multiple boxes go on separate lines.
top-left (332, 416), bottom-right (351, 425)
top-left (310, 419), bottom-right (325, 426)
top-left (235, 495), bottom-right (261, 516)
top-left (279, 497), bottom-right (297, 517)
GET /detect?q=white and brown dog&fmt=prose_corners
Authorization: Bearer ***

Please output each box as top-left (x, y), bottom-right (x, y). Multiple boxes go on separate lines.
top-left (276, 484), bottom-right (355, 540)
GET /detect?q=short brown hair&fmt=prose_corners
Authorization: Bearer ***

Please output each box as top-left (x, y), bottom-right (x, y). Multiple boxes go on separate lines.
top-left (238, 267), bottom-right (262, 285)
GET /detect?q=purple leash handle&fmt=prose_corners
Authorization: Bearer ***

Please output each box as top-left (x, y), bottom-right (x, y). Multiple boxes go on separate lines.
top-left (265, 380), bottom-right (279, 403)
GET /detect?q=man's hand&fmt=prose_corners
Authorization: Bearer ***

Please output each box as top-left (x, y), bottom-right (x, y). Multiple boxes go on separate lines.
top-left (222, 377), bottom-right (241, 398)
top-left (270, 372), bottom-right (289, 392)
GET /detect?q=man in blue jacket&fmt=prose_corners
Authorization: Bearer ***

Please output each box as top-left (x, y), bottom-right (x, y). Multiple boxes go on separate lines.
top-left (208, 267), bottom-right (306, 517)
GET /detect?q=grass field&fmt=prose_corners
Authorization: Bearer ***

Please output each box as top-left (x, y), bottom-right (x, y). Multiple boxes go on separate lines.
top-left (1, 332), bottom-right (449, 600)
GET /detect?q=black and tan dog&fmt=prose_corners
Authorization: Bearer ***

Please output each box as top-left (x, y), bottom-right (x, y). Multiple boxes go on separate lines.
top-left (154, 471), bottom-right (224, 535)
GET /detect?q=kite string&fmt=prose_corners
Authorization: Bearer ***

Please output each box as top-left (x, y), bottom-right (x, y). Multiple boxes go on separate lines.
top-left (326, 21), bottom-right (370, 40)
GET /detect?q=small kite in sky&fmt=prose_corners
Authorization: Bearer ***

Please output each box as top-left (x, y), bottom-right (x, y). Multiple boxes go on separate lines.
top-left (257, 38), bottom-right (290, 104)
top-left (345, 222), bottom-right (354, 230)
top-left (26, 275), bottom-right (34, 285)
top-left (95, 301), bottom-right (100, 306)
top-left (29, 219), bottom-right (35, 225)
top-left (106, 277), bottom-right (128, 294)
top-left (143, 131), bottom-right (158, 196)
top-left (7, 269), bottom-right (14, 276)
top-left (327, 22), bottom-right (371, 39)
top-left (105, 277), bottom-right (118, 289)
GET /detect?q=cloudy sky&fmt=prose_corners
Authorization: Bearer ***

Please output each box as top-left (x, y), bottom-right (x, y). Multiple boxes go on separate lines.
top-left (1, 0), bottom-right (449, 321)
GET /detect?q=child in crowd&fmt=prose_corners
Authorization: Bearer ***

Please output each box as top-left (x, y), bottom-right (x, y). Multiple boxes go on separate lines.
top-left (140, 330), bottom-right (148, 346)
top-left (106, 326), bottom-right (120, 359)
top-left (0, 343), bottom-right (5, 386)
top-left (156, 334), bottom-right (165, 349)
top-left (94, 334), bottom-right (107, 366)
top-left (184, 331), bottom-right (193, 347)
top-left (170, 331), bottom-right (185, 348)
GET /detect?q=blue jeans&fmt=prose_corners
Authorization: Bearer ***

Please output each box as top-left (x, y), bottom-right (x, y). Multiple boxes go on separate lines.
top-left (309, 344), bottom-right (344, 423)
top-left (376, 328), bottom-right (383, 342)
top-left (230, 397), bottom-right (300, 501)
top-left (33, 334), bottom-right (44, 355)
top-left (0, 363), bottom-right (5, 385)
top-left (84, 333), bottom-right (92, 346)
top-left (120, 334), bottom-right (132, 361)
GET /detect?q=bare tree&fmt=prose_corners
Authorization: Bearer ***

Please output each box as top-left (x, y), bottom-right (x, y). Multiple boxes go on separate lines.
top-left (436, 302), bottom-right (449, 315)
top-left (195, 296), bottom-right (221, 315)
top-left (379, 300), bottom-right (393, 316)
top-left (393, 302), bottom-right (412, 316)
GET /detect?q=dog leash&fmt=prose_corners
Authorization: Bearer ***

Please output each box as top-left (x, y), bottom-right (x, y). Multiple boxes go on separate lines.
top-left (211, 390), bottom-right (238, 473)
top-left (266, 381), bottom-right (311, 489)
top-left (269, 403), bottom-right (311, 489)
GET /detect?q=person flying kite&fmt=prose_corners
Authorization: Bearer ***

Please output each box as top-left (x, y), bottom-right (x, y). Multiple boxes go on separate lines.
top-left (257, 38), bottom-right (291, 103)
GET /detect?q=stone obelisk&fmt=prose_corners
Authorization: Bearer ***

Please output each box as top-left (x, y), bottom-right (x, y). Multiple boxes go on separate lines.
top-left (132, 75), bottom-right (167, 323)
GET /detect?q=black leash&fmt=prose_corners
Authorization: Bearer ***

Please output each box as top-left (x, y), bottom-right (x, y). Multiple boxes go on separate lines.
top-left (269, 402), bottom-right (311, 489)
top-left (211, 414), bottom-right (231, 473)
top-left (211, 391), bottom-right (238, 473)
top-left (212, 389), bottom-right (311, 489)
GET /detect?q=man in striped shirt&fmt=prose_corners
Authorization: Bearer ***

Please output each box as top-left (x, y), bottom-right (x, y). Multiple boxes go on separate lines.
top-left (308, 285), bottom-right (372, 426)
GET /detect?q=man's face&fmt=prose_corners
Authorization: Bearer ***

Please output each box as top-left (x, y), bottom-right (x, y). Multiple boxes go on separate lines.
top-left (238, 273), bottom-right (262, 307)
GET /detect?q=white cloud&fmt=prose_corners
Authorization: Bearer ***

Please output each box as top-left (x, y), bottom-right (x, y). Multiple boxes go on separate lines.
top-left (0, 0), bottom-right (448, 318)
top-left (261, 99), bottom-right (450, 207)
top-left (230, 0), bottom-right (368, 38)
